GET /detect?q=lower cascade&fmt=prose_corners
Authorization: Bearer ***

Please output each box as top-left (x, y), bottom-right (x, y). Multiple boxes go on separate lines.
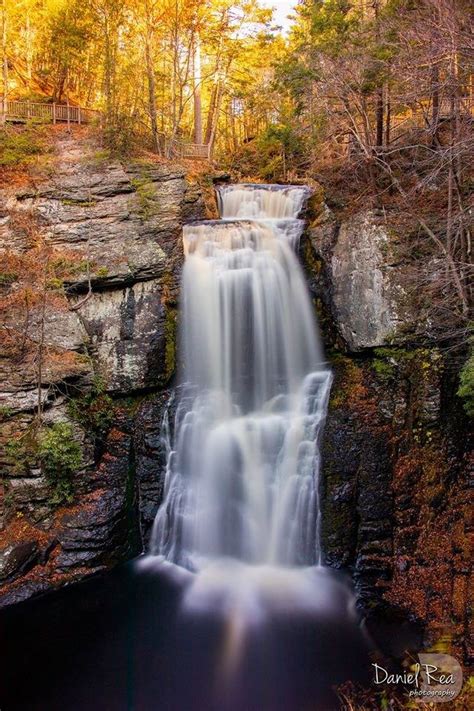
top-left (150, 184), bottom-right (332, 569)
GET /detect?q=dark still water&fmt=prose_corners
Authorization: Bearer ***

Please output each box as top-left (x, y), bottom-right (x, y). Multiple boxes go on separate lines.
top-left (0, 560), bottom-right (375, 711)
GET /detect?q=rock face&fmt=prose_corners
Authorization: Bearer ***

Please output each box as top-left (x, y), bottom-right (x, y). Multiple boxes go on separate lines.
top-left (0, 127), bottom-right (206, 605)
top-left (73, 280), bottom-right (173, 393)
top-left (307, 209), bottom-right (418, 350)
top-left (0, 410), bottom-right (141, 607)
top-left (55, 410), bottom-right (140, 572)
top-left (330, 214), bottom-right (403, 349)
top-left (319, 348), bottom-right (471, 660)
top-left (5, 143), bottom-right (204, 288)
top-left (303, 200), bottom-right (471, 660)
top-left (134, 390), bottom-right (173, 547)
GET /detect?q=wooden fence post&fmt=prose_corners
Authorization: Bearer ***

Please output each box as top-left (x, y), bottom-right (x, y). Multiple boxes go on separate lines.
top-left (53, 103), bottom-right (56, 124)
top-left (78, 106), bottom-right (81, 125)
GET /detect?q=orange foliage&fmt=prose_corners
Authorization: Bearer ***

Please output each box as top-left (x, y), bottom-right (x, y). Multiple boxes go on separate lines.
top-left (0, 517), bottom-right (51, 550)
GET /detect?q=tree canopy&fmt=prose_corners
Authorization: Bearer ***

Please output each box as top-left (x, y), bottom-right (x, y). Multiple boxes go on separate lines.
top-left (1, 0), bottom-right (472, 337)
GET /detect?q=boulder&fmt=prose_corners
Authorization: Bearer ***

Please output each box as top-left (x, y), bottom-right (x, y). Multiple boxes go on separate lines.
top-left (0, 541), bottom-right (39, 582)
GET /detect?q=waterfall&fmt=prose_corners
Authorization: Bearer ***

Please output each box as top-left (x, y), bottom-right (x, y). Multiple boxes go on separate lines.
top-left (150, 184), bottom-right (332, 571)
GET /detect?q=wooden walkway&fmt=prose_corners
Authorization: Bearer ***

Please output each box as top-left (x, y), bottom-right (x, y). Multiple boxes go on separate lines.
top-left (5, 100), bottom-right (98, 124)
top-left (5, 100), bottom-right (211, 159)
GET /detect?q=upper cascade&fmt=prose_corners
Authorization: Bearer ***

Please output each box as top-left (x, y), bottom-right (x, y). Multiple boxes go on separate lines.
top-left (217, 184), bottom-right (310, 220)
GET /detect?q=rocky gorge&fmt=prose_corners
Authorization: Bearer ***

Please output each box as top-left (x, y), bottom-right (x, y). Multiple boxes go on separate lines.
top-left (0, 128), bottom-right (471, 666)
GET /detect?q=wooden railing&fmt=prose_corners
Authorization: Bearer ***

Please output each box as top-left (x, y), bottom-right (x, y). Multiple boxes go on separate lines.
top-left (5, 100), bottom-right (99, 124)
top-left (165, 138), bottom-right (210, 160)
top-left (134, 120), bottom-right (210, 160)
top-left (5, 100), bottom-right (211, 159)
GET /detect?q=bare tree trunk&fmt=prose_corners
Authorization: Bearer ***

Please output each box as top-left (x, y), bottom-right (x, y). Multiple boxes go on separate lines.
top-left (385, 85), bottom-right (391, 146)
top-left (170, 0), bottom-right (179, 145)
top-left (55, 66), bottom-right (67, 104)
top-left (104, 15), bottom-right (113, 135)
top-left (230, 101), bottom-right (237, 150)
top-left (205, 83), bottom-right (217, 144)
top-left (205, 23), bottom-right (226, 147)
top-left (145, 28), bottom-right (160, 153)
top-left (208, 81), bottom-right (224, 158)
top-left (100, 1), bottom-right (122, 147)
top-left (374, 0), bottom-right (384, 151)
top-left (204, 81), bottom-right (218, 144)
top-left (25, 11), bottom-right (33, 80)
top-left (431, 62), bottom-right (440, 145)
top-left (375, 88), bottom-right (384, 149)
top-left (168, 23), bottom-right (194, 153)
top-left (446, 160), bottom-right (454, 275)
top-left (193, 34), bottom-right (203, 144)
top-left (160, 59), bottom-right (165, 133)
top-left (1, 0), bottom-right (8, 126)
top-left (207, 52), bottom-right (232, 157)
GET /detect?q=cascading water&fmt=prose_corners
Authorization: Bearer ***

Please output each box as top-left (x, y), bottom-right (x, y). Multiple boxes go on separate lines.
top-left (137, 185), bottom-right (375, 709)
top-left (150, 185), bottom-right (332, 570)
